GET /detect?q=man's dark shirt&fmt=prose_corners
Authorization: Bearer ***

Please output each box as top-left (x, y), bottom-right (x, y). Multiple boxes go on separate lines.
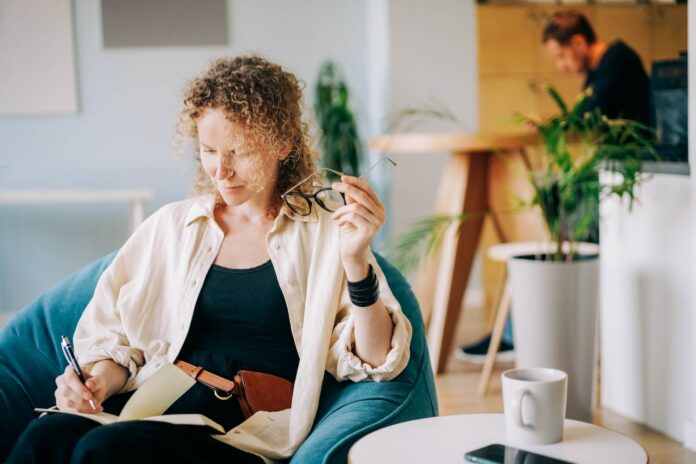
top-left (583, 40), bottom-right (651, 126)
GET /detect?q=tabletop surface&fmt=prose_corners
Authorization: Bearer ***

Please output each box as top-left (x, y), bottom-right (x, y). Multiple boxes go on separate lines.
top-left (348, 414), bottom-right (647, 464)
top-left (369, 132), bottom-right (538, 153)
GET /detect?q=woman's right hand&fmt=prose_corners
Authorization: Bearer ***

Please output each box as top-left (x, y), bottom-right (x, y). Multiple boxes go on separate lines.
top-left (54, 359), bottom-right (128, 413)
top-left (54, 366), bottom-right (107, 413)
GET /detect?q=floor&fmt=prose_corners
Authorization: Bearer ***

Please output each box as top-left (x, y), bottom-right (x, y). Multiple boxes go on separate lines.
top-left (436, 296), bottom-right (696, 464)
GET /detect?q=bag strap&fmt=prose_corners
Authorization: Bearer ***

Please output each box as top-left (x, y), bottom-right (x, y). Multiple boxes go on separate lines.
top-left (174, 359), bottom-right (238, 398)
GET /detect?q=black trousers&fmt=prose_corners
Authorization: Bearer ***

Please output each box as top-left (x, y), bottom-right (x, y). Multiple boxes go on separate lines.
top-left (5, 413), bottom-right (264, 464)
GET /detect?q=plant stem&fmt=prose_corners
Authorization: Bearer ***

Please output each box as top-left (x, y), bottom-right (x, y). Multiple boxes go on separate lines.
top-left (556, 226), bottom-right (564, 262)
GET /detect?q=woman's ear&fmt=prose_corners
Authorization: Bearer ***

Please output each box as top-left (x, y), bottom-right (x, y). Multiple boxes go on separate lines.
top-left (278, 142), bottom-right (292, 162)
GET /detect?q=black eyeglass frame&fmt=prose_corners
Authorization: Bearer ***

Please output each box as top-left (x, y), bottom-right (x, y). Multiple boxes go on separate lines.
top-left (280, 157), bottom-right (397, 217)
top-left (281, 187), bottom-right (345, 216)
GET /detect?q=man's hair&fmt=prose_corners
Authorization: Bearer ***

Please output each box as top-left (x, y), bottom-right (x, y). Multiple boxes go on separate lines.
top-left (542, 11), bottom-right (596, 45)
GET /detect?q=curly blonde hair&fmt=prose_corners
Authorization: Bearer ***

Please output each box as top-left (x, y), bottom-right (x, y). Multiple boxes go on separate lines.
top-left (174, 55), bottom-right (317, 217)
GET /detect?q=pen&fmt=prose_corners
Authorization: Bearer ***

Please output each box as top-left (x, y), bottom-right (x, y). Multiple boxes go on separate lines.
top-left (60, 335), bottom-right (97, 410)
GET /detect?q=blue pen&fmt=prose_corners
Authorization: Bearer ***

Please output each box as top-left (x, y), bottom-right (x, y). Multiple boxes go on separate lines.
top-left (60, 336), bottom-right (97, 410)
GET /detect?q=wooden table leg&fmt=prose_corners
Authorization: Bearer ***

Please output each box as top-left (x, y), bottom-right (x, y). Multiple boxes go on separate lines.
top-left (487, 149), bottom-right (548, 243)
top-left (423, 151), bottom-right (488, 374)
top-left (414, 150), bottom-right (470, 329)
top-left (477, 275), bottom-right (511, 396)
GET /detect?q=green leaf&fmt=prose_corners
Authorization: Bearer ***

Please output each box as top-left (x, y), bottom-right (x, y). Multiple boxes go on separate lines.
top-left (388, 214), bottom-right (479, 273)
top-left (545, 84), bottom-right (569, 116)
top-left (387, 84), bottom-right (653, 266)
top-left (314, 60), bottom-right (363, 175)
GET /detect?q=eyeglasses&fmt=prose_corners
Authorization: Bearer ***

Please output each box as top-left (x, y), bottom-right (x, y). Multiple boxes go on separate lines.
top-left (280, 157), bottom-right (397, 217)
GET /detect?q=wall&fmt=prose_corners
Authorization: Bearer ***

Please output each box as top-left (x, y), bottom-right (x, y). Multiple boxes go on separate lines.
top-left (384, 0), bottom-right (478, 241)
top-left (599, 173), bottom-right (692, 443)
top-left (686, 0), bottom-right (696, 453)
top-left (1, 0), bottom-right (482, 313)
top-left (600, 3), bottom-right (696, 447)
top-left (373, 0), bottom-right (482, 292)
top-left (0, 0), bottom-right (368, 312)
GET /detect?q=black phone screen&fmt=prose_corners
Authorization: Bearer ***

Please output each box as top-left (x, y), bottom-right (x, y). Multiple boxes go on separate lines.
top-left (464, 444), bottom-right (574, 464)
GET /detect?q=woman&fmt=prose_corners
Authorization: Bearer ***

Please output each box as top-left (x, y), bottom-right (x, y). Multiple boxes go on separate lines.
top-left (6, 55), bottom-right (411, 463)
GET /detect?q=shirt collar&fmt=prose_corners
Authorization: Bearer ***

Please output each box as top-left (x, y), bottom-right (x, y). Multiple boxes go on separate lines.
top-left (184, 194), bottom-right (319, 227)
top-left (184, 194), bottom-right (216, 227)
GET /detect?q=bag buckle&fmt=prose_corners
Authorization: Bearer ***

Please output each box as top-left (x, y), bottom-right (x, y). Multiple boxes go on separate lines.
top-left (214, 389), bottom-right (234, 401)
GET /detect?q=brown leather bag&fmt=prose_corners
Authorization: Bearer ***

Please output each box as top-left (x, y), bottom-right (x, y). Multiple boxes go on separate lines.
top-left (174, 360), bottom-right (293, 419)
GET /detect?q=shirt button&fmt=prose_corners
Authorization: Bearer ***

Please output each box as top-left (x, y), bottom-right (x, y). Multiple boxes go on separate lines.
top-left (192, 279), bottom-right (197, 286)
top-left (274, 244), bottom-right (280, 250)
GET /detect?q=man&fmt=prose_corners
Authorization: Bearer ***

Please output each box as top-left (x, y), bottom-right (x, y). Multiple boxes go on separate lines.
top-left (456, 11), bottom-right (650, 363)
top-left (542, 10), bottom-right (650, 125)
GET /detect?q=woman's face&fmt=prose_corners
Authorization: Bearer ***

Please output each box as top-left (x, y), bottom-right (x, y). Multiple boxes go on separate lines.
top-left (197, 107), bottom-right (280, 208)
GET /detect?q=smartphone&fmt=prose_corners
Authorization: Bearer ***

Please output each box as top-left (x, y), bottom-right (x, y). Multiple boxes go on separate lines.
top-left (464, 444), bottom-right (574, 464)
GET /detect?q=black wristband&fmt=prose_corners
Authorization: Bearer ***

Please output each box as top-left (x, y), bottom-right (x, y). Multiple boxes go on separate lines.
top-left (347, 264), bottom-right (376, 288)
top-left (348, 264), bottom-right (379, 307)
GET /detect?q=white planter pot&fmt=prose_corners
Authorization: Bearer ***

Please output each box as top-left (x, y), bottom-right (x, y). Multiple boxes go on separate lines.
top-left (508, 254), bottom-right (599, 422)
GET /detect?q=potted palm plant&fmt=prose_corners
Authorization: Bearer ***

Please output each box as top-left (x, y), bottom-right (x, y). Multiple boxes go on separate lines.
top-left (507, 87), bottom-right (654, 421)
top-left (314, 61), bottom-right (362, 180)
top-left (392, 86), bottom-right (655, 421)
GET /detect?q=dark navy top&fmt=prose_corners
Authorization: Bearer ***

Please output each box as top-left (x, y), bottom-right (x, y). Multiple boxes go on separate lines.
top-left (178, 260), bottom-right (299, 382)
top-left (583, 40), bottom-right (650, 126)
top-left (106, 260), bottom-right (300, 432)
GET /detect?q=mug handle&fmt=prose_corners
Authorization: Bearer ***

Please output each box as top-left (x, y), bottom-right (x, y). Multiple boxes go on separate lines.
top-left (514, 389), bottom-right (534, 429)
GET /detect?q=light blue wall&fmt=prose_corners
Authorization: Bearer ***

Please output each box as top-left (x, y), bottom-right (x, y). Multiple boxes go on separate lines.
top-left (386, 0), bottom-right (478, 239)
top-left (0, 0), bottom-right (480, 313)
top-left (382, 0), bottom-right (480, 286)
top-left (0, 0), bottom-right (368, 312)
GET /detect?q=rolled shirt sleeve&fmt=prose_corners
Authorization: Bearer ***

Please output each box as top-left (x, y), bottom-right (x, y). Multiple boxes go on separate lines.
top-left (71, 208), bottom-right (165, 393)
top-left (326, 255), bottom-right (412, 382)
top-left (73, 266), bottom-right (146, 392)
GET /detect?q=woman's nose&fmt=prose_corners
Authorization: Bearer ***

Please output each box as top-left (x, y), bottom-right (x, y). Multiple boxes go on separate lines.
top-left (217, 156), bottom-right (235, 179)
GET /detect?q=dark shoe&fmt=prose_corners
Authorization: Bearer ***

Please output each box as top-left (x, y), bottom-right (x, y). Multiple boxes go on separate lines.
top-left (454, 334), bottom-right (515, 364)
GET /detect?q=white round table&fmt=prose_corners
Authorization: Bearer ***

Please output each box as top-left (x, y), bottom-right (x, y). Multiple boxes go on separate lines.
top-left (348, 414), bottom-right (647, 464)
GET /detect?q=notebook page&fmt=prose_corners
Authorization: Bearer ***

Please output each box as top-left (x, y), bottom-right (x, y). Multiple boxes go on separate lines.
top-left (118, 363), bottom-right (195, 421)
top-left (33, 408), bottom-right (119, 425)
top-left (143, 414), bottom-right (225, 433)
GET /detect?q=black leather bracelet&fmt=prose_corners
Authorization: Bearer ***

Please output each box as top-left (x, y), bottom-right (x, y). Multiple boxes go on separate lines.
top-left (347, 264), bottom-right (376, 288)
top-left (348, 264), bottom-right (379, 307)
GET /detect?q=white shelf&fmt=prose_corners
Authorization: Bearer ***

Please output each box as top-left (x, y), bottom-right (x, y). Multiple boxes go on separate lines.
top-left (0, 189), bottom-right (154, 232)
top-left (0, 189), bottom-right (153, 204)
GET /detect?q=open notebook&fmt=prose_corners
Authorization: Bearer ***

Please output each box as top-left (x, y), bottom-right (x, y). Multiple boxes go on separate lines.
top-left (35, 363), bottom-right (225, 434)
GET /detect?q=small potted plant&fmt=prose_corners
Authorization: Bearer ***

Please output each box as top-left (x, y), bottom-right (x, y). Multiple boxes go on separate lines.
top-left (314, 61), bottom-right (362, 180)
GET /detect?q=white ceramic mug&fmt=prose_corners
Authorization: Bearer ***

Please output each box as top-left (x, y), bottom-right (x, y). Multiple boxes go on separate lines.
top-left (502, 367), bottom-right (568, 445)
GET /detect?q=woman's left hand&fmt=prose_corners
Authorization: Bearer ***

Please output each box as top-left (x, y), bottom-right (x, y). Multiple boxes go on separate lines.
top-left (331, 175), bottom-right (386, 282)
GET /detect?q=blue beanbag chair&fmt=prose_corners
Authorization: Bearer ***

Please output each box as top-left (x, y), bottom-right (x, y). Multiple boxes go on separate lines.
top-left (0, 252), bottom-right (438, 463)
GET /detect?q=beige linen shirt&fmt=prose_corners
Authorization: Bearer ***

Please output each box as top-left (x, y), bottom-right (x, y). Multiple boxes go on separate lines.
top-left (73, 194), bottom-right (412, 461)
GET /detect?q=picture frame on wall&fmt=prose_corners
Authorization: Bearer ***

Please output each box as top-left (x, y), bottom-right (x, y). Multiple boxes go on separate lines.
top-left (0, 0), bottom-right (78, 115)
top-left (101, 0), bottom-right (229, 48)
